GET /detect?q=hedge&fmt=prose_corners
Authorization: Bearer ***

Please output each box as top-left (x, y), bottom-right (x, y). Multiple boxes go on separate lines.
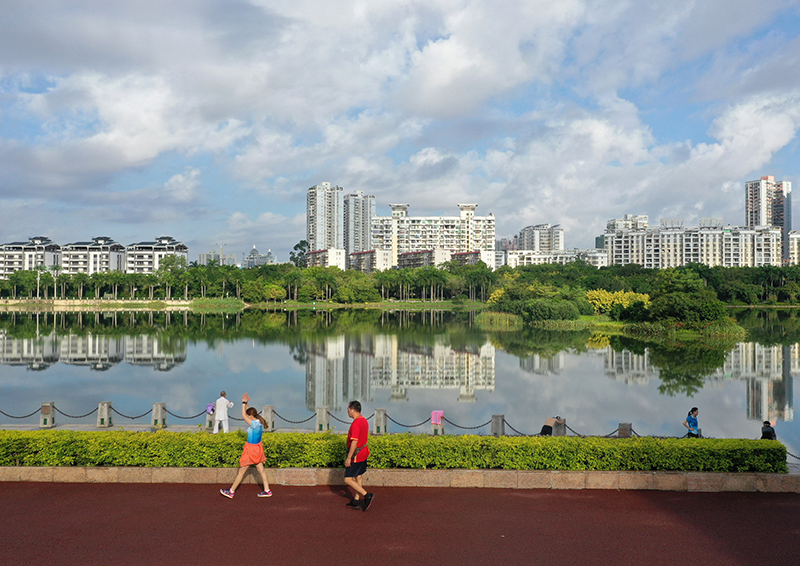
top-left (0, 431), bottom-right (787, 473)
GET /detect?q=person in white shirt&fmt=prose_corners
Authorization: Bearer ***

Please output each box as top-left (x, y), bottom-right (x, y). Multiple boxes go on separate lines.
top-left (213, 391), bottom-right (235, 433)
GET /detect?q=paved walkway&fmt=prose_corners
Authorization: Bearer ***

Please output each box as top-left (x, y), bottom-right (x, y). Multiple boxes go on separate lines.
top-left (2, 482), bottom-right (798, 566)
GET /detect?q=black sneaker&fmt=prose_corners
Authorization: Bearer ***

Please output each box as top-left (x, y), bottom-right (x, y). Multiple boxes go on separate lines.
top-left (345, 498), bottom-right (360, 510)
top-left (362, 492), bottom-right (374, 512)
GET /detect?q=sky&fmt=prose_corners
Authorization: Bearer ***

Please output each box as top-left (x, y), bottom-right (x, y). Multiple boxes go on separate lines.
top-left (2, 0), bottom-right (800, 263)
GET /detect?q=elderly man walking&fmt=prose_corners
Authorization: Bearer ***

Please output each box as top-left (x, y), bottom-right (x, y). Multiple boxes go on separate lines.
top-left (213, 391), bottom-right (235, 434)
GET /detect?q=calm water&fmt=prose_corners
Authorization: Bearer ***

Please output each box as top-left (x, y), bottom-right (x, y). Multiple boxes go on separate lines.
top-left (0, 309), bottom-right (797, 458)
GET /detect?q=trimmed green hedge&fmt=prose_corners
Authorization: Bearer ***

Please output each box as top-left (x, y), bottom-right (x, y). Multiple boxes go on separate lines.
top-left (0, 431), bottom-right (787, 473)
top-left (0, 430), bottom-right (788, 473)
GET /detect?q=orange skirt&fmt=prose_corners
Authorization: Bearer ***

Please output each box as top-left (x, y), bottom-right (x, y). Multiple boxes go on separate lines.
top-left (239, 442), bottom-right (266, 467)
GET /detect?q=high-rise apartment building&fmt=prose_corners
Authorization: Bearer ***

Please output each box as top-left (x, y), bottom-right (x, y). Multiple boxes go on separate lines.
top-left (371, 204), bottom-right (495, 267)
top-left (306, 182), bottom-right (344, 252)
top-left (745, 176), bottom-right (792, 262)
top-left (517, 224), bottom-right (564, 252)
top-left (343, 190), bottom-right (376, 264)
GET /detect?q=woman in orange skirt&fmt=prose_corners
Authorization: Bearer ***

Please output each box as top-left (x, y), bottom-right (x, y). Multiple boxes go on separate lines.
top-left (220, 393), bottom-right (272, 498)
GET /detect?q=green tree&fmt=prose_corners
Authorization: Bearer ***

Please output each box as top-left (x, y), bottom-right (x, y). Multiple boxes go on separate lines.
top-left (289, 240), bottom-right (308, 268)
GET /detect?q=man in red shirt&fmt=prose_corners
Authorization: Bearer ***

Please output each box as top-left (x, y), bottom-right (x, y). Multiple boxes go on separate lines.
top-left (344, 400), bottom-right (374, 511)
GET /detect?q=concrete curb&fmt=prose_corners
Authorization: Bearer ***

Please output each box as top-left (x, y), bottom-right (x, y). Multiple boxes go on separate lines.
top-left (1, 467), bottom-right (799, 492)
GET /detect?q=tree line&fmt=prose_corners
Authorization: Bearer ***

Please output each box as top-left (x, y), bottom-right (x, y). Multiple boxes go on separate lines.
top-left (2, 258), bottom-right (799, 315)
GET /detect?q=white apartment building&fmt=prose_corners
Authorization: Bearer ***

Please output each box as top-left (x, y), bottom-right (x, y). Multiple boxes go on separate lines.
top-left (0, 236), bottom-right (61, 279)
top-left (60, 236), bottom-right (125, 275)
top-left (307, 248), bottom-right (346, 270)
top-left (604, 216), bottom-right (782, 268)
top-left (125, 236), bottom-right (188, 274)
top-left (505, 248), bottom-right (608, 268)
top-left (396, 249), bottom-right (452, 269)
top-left (343, 190), bottom-right (376, 265)
top-left (451, 250), bottom-right (497, 267)
top-left (745, 175), bottom-right (792, 261)
top-left (517, 224), bottom-right (564, 252)
top-left (371, 204), bottom-right (495, 267)
top-left (306, 182), bottom-right (344, 252)
top-left (349, 250), bottom-right (392, 274)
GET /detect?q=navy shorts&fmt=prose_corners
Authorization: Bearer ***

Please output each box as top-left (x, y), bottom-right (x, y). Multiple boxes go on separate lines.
top-left (345, 459), bottom-right (368, 478)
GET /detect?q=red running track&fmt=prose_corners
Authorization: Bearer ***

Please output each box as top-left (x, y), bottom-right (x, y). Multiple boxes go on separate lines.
top-left (1, 482), bottom-right (799, 566)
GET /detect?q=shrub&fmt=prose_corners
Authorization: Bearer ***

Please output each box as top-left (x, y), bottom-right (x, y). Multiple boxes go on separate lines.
top-left (0, 431), bottom-right (786, 473)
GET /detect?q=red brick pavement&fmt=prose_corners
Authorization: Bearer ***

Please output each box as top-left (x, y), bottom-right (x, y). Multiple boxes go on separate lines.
top-left (1, 482), bottom-right (798, 566)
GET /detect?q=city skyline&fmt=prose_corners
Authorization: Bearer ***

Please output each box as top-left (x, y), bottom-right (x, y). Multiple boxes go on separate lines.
top-left (1, 2), bottom-right (799, 262)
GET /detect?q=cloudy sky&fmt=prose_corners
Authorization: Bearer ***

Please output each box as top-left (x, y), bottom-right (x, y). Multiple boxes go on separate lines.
top-left (2, 0), bottom-right (800, 262)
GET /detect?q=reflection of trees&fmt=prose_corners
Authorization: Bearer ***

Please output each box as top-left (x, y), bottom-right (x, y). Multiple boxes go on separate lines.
top-left (616, 337), bottom-right (735, 398)
top-left (733, 308), bottom-right (800, 346)
top-left (489, 328), bottom-right (592, 358)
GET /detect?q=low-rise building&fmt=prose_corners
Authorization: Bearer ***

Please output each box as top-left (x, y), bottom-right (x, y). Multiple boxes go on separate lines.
top-left (60, 236), bottom-right (125, 275)
top-left (396, 249), bottom-right (452, 269)
top-left (0, 236), bottom-right (61, 279)
top-left (349, 250), bottom-right (392, 274)
top-left (307, 248), bottom-right (346, 270)
top-left (125, 236), bottom-right (188, 274)
top-left (242, 246), bottom-right (275, 268)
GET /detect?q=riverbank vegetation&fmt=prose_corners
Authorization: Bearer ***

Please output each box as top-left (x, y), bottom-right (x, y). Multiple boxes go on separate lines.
top-left (2, 260), bottom-right (798, 334)
top-left (0, 430), bottom-right (786, 472)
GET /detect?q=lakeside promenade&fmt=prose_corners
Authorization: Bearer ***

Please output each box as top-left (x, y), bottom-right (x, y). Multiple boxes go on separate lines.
top-left (2, 482), bottom-right (799, 566)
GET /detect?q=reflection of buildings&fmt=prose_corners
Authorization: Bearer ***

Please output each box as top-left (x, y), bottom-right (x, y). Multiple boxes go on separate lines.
top-left (304, 334), bottom-right (495, 410)
top-left (604, 349), bottom-right (657, 385)
top-left (125, 336), bottom-right (188, 371)
top-left (519, 353), bottom-right (564, 376)
top-left (0, 332), bottom-right (186, 371)
top-left (602, 343), bottom-right (794, 423)
top-left (0, 330), bottom-right (60, 370)
top-left (60, 334), bottom-right (125, 371)
top-left (724, 343), bottom-right (794, 423)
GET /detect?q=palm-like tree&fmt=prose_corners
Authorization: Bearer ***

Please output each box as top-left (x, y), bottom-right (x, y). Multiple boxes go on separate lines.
top-left (73, 272), bottom-right (90, 299)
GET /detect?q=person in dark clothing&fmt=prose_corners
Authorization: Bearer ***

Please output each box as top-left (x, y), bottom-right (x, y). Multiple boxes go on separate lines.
top-left (761, 420), bottom-right (777, 440)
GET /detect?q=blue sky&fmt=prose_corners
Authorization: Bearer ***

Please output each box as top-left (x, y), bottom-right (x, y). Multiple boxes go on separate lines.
top-left (2, 0), bottom-right (800, 262)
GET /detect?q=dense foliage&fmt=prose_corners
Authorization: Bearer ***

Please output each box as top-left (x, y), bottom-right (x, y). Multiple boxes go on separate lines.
top-left (0, 430), bottom-right (786, 473)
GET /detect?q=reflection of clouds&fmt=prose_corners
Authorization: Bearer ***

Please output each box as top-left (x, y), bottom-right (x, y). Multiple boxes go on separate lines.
top-left (1, 333), bottom-right (798, 453)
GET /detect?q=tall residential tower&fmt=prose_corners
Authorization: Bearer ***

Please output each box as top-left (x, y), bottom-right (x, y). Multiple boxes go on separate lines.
top-left (745, 176), bottom-right (792, 262)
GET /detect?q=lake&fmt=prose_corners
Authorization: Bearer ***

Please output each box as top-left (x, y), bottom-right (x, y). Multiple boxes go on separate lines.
top-left (0, 308), bottom-right (796, 460)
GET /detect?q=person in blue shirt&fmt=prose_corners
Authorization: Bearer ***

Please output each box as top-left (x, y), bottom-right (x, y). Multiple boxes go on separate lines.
top-left (220, 393), bottom-right (273, 499)
top-left (683, 407), bottom-right (699, 438)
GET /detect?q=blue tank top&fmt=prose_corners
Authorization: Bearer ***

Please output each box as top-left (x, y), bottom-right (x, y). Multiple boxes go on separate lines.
top-left (247, 420), bottom-right (263, 444)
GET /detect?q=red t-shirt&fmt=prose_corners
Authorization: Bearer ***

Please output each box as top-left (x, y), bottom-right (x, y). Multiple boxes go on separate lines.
top-left (347, 415), bottom-right (370, 463)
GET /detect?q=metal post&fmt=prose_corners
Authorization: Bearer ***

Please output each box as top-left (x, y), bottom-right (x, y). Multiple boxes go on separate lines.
top-left (262, 405), bottom-right (275, 432)
top-left (97, 402), bottom-right (113, 428)
top-left (152, 402), bottom-right (167, 428)
top-left (491, 414), bottom-right (505, 437)
top-left (373, 409), bottom-right (387, 435)
top-left (618, 422), bottom-right (632, 438)
top-left (40, 402), bottom-right (56, 428)
top-left (316, 407), bottom-right (330, 432)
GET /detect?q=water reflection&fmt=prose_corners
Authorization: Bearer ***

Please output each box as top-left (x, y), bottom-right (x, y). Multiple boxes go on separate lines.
top-left (0, 309), bottom-right (797, 451)
top-left (0, 330), bottom-right (186, 372)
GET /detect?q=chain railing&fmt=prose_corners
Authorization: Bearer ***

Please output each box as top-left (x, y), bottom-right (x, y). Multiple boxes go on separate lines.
top-left (273, 410), bottom-right (315, 424)
top-left (55, 407), bottom-right (98, 419)
top-left (165, 409), bottom-right (206, 420)
top-left (442, 417), bottom-right (492, 430)
top-left (386, 415), bottom-right (430, 428)
top-left (111, 407), bottom-right (153, 419)
top-left (0, 407), bottom-right (42, 419)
